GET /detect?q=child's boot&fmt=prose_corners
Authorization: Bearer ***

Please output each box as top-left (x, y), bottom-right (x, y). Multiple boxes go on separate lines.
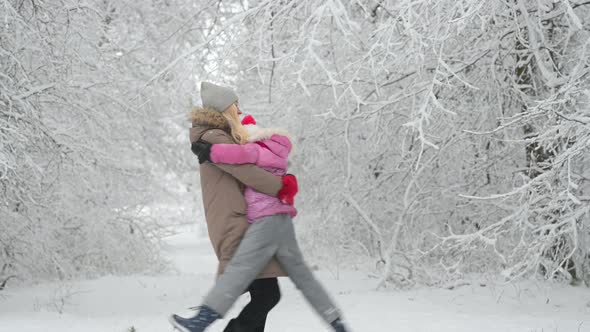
top-left (169, 305), bottom-right (220, 332)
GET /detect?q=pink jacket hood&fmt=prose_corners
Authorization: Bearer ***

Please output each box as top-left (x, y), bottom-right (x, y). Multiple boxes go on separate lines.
top-left (245, 125), bottom-right (294, 159)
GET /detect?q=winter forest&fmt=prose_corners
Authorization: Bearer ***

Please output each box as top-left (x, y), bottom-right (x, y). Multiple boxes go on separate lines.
top-left (2, 0), bottom-right (590, 331)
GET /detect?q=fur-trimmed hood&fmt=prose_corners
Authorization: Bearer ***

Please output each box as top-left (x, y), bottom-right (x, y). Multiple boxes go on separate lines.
top-left (189, 107), bottom-right (295, 156)
top-left (245, 126), bottom-right (293, 144)
top-left (244, 125), bottom-right (294, 157)
top-left (189, 106), bottom-right (229, 143)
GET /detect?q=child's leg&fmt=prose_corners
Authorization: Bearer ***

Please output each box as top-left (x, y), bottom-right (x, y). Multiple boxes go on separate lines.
top-left (274, 215), bottom-right (342, 325)
top-left (202, 219), bottom-right (279, 317)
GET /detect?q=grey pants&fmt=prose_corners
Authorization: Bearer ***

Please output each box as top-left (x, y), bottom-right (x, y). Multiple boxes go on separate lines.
top-left (203, 214), bottom-right (340, 324)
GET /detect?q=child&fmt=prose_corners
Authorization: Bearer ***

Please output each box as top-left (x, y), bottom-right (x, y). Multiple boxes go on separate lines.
top-left (170, 115), bottom-right (349, 332)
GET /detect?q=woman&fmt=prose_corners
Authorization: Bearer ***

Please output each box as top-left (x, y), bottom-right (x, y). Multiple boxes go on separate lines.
top-left (186, 82), bottom-right (297, 332)
top-left (171, 112), bottom-right (349, 332)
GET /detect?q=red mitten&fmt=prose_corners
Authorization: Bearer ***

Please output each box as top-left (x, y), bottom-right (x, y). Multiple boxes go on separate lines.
top-left (278, 174), bottom-right (298, 205)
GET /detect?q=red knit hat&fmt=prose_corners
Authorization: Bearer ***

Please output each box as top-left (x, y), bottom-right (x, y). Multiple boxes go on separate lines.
top-left (241, 114), bottom-right (256, 125)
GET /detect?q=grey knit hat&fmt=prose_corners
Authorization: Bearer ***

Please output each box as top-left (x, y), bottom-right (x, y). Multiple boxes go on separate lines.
top-left (200, 81), bottom-right (239, 112)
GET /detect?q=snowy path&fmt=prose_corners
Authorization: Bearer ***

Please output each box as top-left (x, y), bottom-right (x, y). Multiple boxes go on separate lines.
top-left (1, 224), bottom-right (589, 332)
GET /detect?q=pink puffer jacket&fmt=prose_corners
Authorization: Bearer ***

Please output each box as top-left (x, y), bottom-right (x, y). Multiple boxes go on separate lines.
top-left (210, 125), bottom-right (297, 223)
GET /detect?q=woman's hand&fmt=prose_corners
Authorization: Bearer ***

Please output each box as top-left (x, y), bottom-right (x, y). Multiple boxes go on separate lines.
top-left (278, 174), bottom-right (298, 205)
top-left (191, 139), bottom-right (213, 164)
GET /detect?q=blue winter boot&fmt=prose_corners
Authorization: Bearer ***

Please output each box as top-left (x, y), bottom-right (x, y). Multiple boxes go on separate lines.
top-left (169, 306), bottom-right (220, 332)
top-left (330, 318), bottom-right (349, 332)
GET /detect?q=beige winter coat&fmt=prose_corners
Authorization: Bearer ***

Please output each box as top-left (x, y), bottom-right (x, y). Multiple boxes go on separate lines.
top-left (189, 107), bottom-right (286, 278)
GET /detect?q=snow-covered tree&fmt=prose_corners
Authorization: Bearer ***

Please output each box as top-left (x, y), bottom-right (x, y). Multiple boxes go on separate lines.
top-left (182, 0), bottom-right (590, 287)
top-left (0, 0), bottom-right (215, 285)
top-left (2, 0), bottom-right (588, 288)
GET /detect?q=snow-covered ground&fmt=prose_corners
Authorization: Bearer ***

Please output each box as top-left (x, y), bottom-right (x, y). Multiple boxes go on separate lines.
top-left (1, 224), bottom-right (589, 332)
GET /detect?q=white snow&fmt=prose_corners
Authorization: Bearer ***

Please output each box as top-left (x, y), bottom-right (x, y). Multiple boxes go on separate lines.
top-left (1, 224), bottom-right (589, 332)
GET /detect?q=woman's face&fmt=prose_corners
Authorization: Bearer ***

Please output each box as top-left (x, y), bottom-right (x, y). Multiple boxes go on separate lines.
top-left (224, 103), bottom-right (243, 125)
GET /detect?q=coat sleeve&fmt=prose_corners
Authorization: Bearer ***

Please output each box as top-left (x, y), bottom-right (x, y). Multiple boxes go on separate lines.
top-left (210, 143), bottom-right (260, 165)
top-left (201, 129), bottom-right (282, 197)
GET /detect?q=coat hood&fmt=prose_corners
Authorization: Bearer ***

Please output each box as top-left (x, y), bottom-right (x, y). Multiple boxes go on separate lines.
top-left (189, 106), bottom-right (230, 143)
top-left (245, 125), bottom-right (294, 157)
top-left (241, 114), bottom-right (294, 146)
top-left (246, 126), bottom-right (293, 144)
